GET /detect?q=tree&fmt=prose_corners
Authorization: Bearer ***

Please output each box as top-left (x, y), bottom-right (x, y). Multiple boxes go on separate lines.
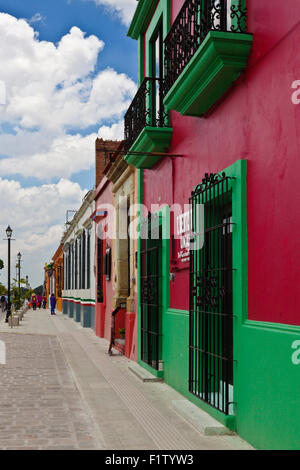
top-left (12, 277), bottom-right (27, 286)
top-left (0, 283), bottom-right (7, 295)
top-left (0, 259), bottom-right (4, 270)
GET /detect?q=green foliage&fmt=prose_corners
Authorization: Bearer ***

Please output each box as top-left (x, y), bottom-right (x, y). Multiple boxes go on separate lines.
top-left (0, 259), bottom-right (4, 270)
top-left (12, 277), bottom-right (27, 286)
top-left (11, 286), bottom-right (22, 311)
top-left (0, 283), bottom-right (7, 295)
top-left (24, 288), bottom-right (34, 299)
top-left (118, 328), bottom-right (125, 338)
top-left (11, 286), bottom-right (34, 310)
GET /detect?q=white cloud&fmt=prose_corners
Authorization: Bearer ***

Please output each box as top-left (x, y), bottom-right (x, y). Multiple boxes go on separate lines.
top-left (90, 0), bottom-right (136, 26)
top-left (0, 132), bottom-right (98, 180)
top-left (0, 177), bottom-right (88, 287)
top-left (0, 13), bottom-right (136, 179)
top-left (0, 12), bottom-right (136, 288)
top-left (0, 15), bottom-right (136, 132)
top-left (98, 120), bottom-right (124, 140)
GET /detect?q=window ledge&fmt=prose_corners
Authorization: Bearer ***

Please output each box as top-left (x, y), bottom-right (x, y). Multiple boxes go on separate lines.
top-left (124, 126), bottom-right (172, 169)
top-left (163, 31), bottom-right (253, 117)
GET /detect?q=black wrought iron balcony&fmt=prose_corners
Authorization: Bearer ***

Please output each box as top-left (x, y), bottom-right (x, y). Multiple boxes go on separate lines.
top-left (164, 0), bottom-right (248, 95)
top-left (124, 77), bottom-right (170, 153)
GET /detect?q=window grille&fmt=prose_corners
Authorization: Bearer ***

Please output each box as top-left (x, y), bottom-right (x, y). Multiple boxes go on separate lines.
top-left (140, 213), bottom-right (163, 371)
top-left (189, 172), bottom-right (234, 415)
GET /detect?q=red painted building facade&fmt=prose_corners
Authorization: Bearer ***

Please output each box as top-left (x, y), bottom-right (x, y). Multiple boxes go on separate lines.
top-left (93, 139), bottom-right (138, 360)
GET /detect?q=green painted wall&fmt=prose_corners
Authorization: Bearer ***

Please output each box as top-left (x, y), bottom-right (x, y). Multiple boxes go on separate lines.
top-left (163, 308), bottom-right (235, 429)
top-left (162, 310), bottom-right (300, 447)
top-left (236, 321), bottom-right (300, 449)
top-left (163, 309), bottom-right (189, 393)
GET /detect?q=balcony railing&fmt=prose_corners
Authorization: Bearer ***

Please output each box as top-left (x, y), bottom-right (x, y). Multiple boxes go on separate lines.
top-left (124, 77), bottom-right (169, 153)
top-left (164, 0), bottom-right (248, 95)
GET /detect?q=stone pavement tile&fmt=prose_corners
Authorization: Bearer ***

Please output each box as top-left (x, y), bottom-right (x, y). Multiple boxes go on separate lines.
top-left (0, 309), bottom-right (253, 450)
top-left (0, 330), bottom-right (101, 450)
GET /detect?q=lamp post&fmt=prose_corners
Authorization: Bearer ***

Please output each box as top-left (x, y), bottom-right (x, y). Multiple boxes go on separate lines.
top-left (5, 226), bottom-right (13, 322)
top-left (17, 252), bottom-right (22, 290)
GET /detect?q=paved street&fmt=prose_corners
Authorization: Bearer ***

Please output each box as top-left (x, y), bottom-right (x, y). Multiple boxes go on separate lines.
top-left (0, 308), bottom-right (253, 450)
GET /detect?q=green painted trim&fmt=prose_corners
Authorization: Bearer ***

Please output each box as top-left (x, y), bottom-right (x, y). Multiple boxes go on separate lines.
top-left (138, 205), bottom-right (170, 377)
top-left (145, 0), bottom-right (171, 76)
top-left (237, 321), bottom-right (300, 449)
top-left (126, 1), bottom-right (172, 168)
top-left (187, 390), bottom-right (236, 430)
top-left (244, 319), bottom-right (300, 334)
top-left (219, 159), bottom-right (247, 421)
top-left (161, 160), bottom-right (246, 430)
top-left (165, 308), bottom-right (189, 317)
top-left (124, 127), bottom-right (172, 168)
top-left (128, 0), bottom-right (158, 40)
top-left (164, 308), bottom-right (235, 430)
top-left (163, 31), bottom-right (253, 116)
top-left (136, 168), bottom-right (143, 364)
top-left (62, 296), bottom-right (95, 304)
top-left (137, 359), bottom-right (164, 378)
top-left (137, 35), bottom-right (144, 86)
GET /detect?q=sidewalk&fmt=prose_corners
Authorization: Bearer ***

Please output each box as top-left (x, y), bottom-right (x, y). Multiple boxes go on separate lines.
top-left (0, 308), bottom-right (253, 450)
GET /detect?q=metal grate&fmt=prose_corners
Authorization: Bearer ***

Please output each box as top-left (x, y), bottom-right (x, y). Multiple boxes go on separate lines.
top-left (124, 77), bottom-right (169, 153)
top-left (164, 0), bottom-right (248, 94)
top-left (140, 213), bottom-right (163, 371)
top-left (189, 172), bottom-right (234, 415)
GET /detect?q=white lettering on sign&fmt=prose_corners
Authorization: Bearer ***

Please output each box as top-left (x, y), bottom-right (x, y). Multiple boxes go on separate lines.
top-left (176, 210), bottom-right (192, 262)
top-left (176, 205), bottom-right (204, 262)
top-left (0, 340), bottom-right (6, 365)
top-left (291, 80), bottom-right (300, 105)
top-left (291, 340), bottom-right (300, 365)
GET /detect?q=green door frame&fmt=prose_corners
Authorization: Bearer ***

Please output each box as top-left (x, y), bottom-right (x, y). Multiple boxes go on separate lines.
top-left (137, 205), bottom-right (170, 378)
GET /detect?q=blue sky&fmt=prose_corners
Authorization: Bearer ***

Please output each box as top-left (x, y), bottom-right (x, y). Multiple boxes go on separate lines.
top-left (0, 0), bottom-right (137, 79)
top-left (0, 0), bottom-right (137, 287)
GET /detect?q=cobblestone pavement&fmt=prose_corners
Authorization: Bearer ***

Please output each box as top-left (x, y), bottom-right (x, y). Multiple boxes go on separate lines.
top-left (0, 330), bottom-right (100, 449)
top-left (0, 308), bottom-right (253, 451)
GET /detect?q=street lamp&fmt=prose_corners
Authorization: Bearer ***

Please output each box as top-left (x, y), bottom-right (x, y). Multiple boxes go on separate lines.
top-left (6, 226), bottom-right (12, 239)
top-left (17, 252), bottom-right (22, 289)
top-left (5, 226), bottom-right (12, 322)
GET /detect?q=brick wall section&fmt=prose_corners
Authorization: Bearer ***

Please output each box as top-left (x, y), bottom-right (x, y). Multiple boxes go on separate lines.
top-left (95, 138), bottom-right (123, 188)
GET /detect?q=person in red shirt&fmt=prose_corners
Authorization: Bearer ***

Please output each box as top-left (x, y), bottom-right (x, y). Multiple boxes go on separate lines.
top-left (31, 294), bottom-right (37, 310)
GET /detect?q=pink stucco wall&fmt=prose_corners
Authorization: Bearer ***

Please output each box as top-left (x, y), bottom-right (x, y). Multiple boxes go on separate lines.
top-left (141, 0), bottom-right (300, 325)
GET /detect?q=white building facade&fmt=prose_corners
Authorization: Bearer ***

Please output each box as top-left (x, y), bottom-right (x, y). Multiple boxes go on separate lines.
top-left (62, 190), bottom-right (96, 329)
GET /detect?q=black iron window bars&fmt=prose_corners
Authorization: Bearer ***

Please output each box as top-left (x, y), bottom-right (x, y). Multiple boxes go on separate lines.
top-left (140, 213), bottom-right (162, 371)
top-left (189, 172), bottom-right (235, 415)
top-left (124, 77), bottom-right (169, 153)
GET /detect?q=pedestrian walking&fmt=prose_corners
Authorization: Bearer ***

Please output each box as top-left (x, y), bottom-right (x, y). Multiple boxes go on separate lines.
top-left (0, 295), bottom-right (7, 313)
top-left (42, 295), bottom-right (47, 309)
top-left (50, 293), bottom-right (56, 315)
top-left (31, 293), bottom-right (37, 310)
top-left (37, 294), bottom-right (42, 309)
